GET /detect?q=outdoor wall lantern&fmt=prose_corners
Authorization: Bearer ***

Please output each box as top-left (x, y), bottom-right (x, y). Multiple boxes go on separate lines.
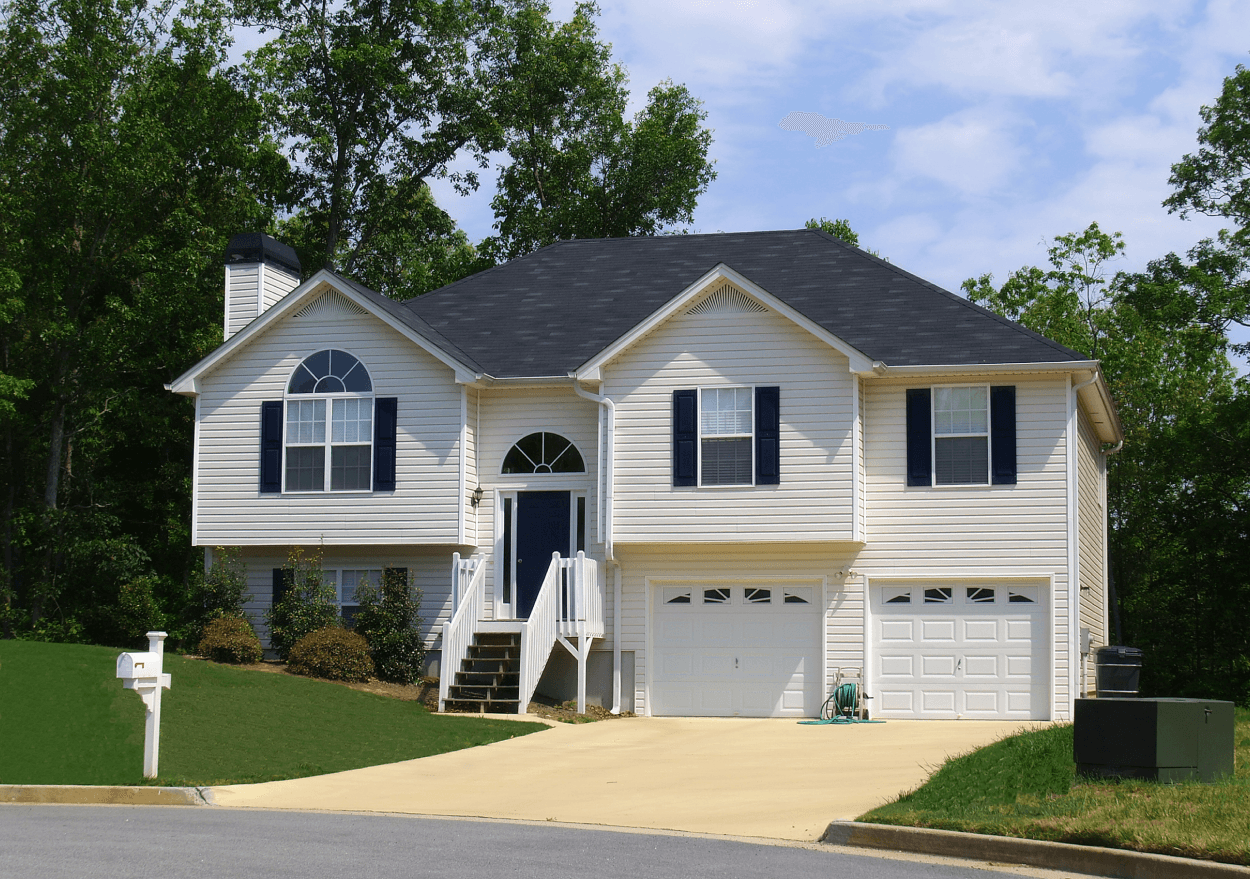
top-left (116, 631), bottom-right (172, 778)
top-left (470, 485), bottom-right (484, 508)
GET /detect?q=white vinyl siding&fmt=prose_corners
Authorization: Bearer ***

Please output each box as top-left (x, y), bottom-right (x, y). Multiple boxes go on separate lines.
top-left (859, 376), bottom-right (1073, 719)
top-left (262, 261), bottom-right (299, 313)
top-left (604, 301), bottom-right (855, 542)
top-left (225, 261), bottom-right (300, 341)
top-left (1076, 408), bottom-right (1108, 696)
top-left (615, 545), bottom-right (858, 717)
top-left (195, 305), bottom-right (463, 545)
top-left (225, 263), bottom-right (260, 340)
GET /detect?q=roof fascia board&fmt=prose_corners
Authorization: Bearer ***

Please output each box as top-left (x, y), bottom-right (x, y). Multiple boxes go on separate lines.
top-left (168, 271), bottom-right (478, 395)
top-left (574, 263), bottom-right (875, 378)
top-left (857, 360), bottom-right (1102, 377)
top-left (472, 375), bottom-right (576, 390)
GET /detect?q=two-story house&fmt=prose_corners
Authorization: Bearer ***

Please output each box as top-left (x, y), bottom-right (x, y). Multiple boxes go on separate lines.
top-left (168, 229), bottom-right (1121, 722)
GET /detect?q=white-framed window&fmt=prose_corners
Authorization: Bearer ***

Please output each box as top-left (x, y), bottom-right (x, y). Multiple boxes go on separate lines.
top-left (700, 387), bottom-right (754, 486)
top-left (932, 385), bottom-right (989, 485)
top-left (285, 349), bottom-right (373, 492)
top-left (323, 567), bottom-right (381, 623)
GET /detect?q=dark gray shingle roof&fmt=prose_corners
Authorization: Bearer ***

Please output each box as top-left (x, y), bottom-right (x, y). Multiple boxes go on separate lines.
top-left (400, 230), bottom-right (1086, 378)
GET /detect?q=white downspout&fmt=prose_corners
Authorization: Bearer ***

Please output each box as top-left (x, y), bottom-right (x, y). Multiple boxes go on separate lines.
top-left (573, 380), bottom-right (619, 712)
top-left (1069, 372), bottom-right (1098, 716)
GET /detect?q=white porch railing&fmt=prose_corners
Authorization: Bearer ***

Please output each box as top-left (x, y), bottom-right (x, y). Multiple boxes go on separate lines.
top-left (438, 552), bottom-right (485, 712)
top-left (518, 551), bottom-right (604, 714)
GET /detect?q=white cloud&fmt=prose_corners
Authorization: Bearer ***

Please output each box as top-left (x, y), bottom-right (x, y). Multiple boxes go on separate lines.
top-left (890, 108), bottom-right (1029, 195)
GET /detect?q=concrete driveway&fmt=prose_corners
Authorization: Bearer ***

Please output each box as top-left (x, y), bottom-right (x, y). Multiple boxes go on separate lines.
top-left (211, 717), bottom-right (1037, 840)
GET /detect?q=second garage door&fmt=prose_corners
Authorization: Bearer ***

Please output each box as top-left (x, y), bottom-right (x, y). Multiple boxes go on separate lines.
top-left (872, 583), bottom-right (1049, 720)
top-left (652, 583), bottom-right (823, 717)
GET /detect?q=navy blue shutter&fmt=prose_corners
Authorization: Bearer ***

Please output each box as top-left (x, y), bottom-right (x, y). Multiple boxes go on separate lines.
top-left (272, 568), bottom-right (292, 607)
top-left (672, 389), bottom-right (697, 486)
top-left (373, 397), bottom-right (398, 491)
top-left (906, 389), bottom-right (932, 486)
top-left (990, 385), bottom-right (1017, 485)
top-left (260, 401), bottom-right (283, 493)
top-left (755, 386), bottom-right (780, 485)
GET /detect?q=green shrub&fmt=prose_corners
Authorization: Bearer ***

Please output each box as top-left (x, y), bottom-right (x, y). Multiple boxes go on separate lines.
top-left (264, 548), bottom-right (338, 661)
top-left (197, 615), bottom-right (263, 664)
top-left (352, 568), bottom-right (425, 684)
top-left (288, 626), bottom-right (374, 682)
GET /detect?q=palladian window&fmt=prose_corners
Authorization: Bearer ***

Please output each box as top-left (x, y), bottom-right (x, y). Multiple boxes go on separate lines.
top-left (285, 350), bottom-right (374, 491)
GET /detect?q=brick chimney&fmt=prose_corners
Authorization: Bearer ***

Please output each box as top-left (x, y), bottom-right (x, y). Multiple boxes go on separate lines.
top-left (223, 233), bottom-right (302, 340)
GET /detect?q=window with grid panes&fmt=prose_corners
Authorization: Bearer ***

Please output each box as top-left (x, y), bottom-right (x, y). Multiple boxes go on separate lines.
top-left (700, 387), bottom-right (753, 485)
top-left (285, 350), bottom-right (373, 491)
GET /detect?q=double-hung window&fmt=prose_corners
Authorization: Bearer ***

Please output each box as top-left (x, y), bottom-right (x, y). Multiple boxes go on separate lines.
top-left (259, 349), bottom-right (398, 494)
top-left (700, 387), bottom-right (754, 485)
top-left (285, 350), bottom-right (373, 491)
top-left (672, 386), bottom-right (780, 487)
top-left (933, 386), bottom-right (989, 485)
top-left (906, 385), bottom-right (1016, 487)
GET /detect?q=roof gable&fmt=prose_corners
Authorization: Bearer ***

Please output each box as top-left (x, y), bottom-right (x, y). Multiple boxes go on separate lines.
top-left (168, 270), bottom-right (479, 396)
top-left (576, 264), bottom-right (874, 379)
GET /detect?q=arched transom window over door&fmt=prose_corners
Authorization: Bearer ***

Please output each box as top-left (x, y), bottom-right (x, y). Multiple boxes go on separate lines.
top-left (502, 432), bottom-right (585, 474)
top-left (285, 349), bottom-right (373, 491)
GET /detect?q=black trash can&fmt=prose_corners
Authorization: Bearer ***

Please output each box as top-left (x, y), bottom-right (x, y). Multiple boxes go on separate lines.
top-left (1096, 646), bottom-right (1143, 697)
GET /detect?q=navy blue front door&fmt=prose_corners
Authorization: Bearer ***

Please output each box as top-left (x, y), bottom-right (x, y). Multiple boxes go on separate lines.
top-left (515, 491), bottom-right (570, 618)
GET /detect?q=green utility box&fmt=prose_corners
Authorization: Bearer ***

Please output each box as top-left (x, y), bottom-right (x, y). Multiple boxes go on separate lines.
top-left (1074, 698), bottom-right (1235, 782)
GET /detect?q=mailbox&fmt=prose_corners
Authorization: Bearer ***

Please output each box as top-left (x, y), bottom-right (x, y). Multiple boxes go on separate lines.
top-left (117, 651), bottom-right (158, 681)
top-left (116, 632), bottom-right (172, 778)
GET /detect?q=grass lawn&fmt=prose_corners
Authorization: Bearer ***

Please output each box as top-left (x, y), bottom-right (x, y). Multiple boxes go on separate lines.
top-left (861, 709), bottom-right (1250, 866)
top-left (0, 640), bottom-right (547, 787)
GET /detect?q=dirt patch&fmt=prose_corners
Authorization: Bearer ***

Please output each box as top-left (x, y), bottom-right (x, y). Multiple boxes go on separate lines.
top-left (523, 694), bottom-right (635, 724)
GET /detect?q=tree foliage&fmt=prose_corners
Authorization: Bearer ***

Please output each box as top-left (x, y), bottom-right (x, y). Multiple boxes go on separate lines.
top-left (966, 218), bottom-right (1249, 704)
top-left (0, 0), bottom-right (281, 640)
top-left (481, 1), bottom-right (715, 261)
top-left (239, 0), bottom-right (500, 283)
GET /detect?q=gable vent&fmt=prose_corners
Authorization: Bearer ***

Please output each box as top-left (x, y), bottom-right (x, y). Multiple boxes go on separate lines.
top-left (687, 283), bottom-right (767, 315)
top-left (293, 290), bottom-right (367, 320)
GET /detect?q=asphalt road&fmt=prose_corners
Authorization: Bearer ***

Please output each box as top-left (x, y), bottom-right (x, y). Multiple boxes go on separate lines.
top-left (0, 806), bottom-right (1042, 879)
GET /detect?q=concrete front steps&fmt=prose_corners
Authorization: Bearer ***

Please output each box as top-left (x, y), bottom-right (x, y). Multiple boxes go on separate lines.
top-left (443, 632), bottom-right (521, 714)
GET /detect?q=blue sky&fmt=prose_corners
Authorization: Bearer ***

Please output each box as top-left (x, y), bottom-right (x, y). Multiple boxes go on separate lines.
top-left (238, 1), bottom-right (1250, 363)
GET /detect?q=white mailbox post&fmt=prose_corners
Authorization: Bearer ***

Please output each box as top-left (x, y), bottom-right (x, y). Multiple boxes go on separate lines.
top-left (116, 631), bottom-right (172, 778)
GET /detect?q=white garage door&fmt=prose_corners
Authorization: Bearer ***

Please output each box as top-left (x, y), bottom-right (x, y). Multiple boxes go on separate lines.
top-left (652, 583), bottom-right (823, 717)
top-left (872, 583), bottom-right (1048, 720)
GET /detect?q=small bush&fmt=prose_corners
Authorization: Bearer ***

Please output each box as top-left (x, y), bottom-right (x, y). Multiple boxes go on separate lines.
top-left (198, 616), bottom-right (263, 664)
top-left (352, 569), bottom-right (425, 684)
top-left (265, 548), bottom-right (339, 661)
top-left (288, 626), bottom-right (374, 682)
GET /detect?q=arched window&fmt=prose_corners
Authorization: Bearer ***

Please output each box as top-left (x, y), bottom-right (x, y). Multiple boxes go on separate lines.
top-left (502, 432), bottom-right (585, 474)
top-left (285, 350), bottom-right (374, 491)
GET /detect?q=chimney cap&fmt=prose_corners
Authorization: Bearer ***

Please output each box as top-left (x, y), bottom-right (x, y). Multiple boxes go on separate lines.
top-left (225, 233), bottom-right (301, 275)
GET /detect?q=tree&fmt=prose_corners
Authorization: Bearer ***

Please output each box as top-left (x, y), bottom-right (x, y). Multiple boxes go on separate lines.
top-left (965, 223), bottom-right (1249, 702)
top-left (1166, 62), bottom-right (1250, 237)
top-left (481, 1), bottom-right (715, 261)
top-left (804, 217), bottom-right (860, 247)
top-left (0, 0), bottom-right (280, 634)
top-left (240, 0), bottom-right (503, 284)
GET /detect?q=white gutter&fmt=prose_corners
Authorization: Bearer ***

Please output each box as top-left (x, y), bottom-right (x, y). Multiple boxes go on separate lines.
top-left (572, 380), bottom-right (619, 713)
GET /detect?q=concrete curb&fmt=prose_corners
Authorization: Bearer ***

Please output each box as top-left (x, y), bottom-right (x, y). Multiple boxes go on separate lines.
top-left (1, 785), bottom-right (214, 807)
top-left (821, 821), bottom-right (1250, 878)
